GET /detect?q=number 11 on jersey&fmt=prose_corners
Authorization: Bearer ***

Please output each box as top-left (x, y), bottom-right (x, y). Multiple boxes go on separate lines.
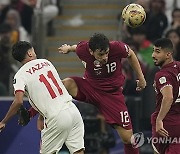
top-left (39, 70), bottom-right (63, 99)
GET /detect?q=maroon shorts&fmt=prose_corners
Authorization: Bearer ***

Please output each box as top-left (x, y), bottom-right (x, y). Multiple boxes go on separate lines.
top-left (152, 124), bottom-right (180, 154)
top-left (70, 76), bottom-right (132, 130)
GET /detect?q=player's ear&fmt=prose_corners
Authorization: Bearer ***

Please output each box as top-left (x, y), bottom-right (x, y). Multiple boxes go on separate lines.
top-left (166, 52), bottom-right (172, 57)
top-left (89, 49), bottom-right (93, 55)
top-left (27, 49), bottom-right (33, 57)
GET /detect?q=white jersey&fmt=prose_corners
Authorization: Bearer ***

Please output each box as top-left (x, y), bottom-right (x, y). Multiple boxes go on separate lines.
top-left (13, 59), bottom-right (73, 118)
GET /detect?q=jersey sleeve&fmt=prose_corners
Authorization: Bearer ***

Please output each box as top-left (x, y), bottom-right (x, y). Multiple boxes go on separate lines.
top-left (13, 73), bottom-right (26, 94)
top-left (116, 41), bottom-right (129, 58)
top-left (76, 41), bottom-right (88, 59)
top-left (155, 72), bottom-right (173, 92)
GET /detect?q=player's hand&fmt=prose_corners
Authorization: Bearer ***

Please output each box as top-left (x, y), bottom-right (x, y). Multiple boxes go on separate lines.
top-left (37, 115), bottom-right (44, 131)
top-left (58, 44), bottom-right (71, 54)
top-left (156, 120), bottom-right (169, 137)
top-left (136, 78), bottom-right (146, 91)
top-left (0, 122), bottom-right (5, 132)
top-left (17, 105), bottom-right (30, 126)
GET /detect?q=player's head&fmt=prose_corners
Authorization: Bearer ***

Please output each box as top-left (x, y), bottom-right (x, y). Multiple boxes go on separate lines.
top-left (89, 33), bottom-right (109, 64)
top-left (12, 41), bottom-right (37, 63)
top-left (152, 38), bottom-right (173, 67)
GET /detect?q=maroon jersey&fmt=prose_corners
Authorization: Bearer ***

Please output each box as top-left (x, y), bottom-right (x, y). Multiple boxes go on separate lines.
top-left (151, 61), bottom-right (180, 125)
top-left (76, 41), bottom-right (129, 92)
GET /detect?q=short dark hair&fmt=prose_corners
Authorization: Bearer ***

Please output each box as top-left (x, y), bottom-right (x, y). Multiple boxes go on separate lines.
top-left (154, 38), bottom-right (173, 52)
top-left (89, 33), bottom-right (109, 52)
top-left (12, 41), bottom-right (32, 62)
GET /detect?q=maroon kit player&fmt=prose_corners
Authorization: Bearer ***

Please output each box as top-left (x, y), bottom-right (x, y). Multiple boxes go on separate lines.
top-left (58, 33), bottom-right (146, 154)
top-left (151, 38), bottom-right (180, 154)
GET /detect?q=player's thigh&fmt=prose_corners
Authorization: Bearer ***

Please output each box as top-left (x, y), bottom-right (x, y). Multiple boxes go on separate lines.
top-left (41, 119), bottom-right (69, 153)
top-left (114, 125), bottom-right (133, 144)
top-left (65, 106), bottom-right (85, 154)
top-left (62, 78), bottom-right (78, 97)
top-left (65, 125), bottom-right (84, 154)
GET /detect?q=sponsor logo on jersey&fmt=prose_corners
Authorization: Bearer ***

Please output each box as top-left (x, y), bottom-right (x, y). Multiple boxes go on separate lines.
top-left (94, 67), bottom-right (102, 75)
top-left (94, 68), bottom-right (102, 71)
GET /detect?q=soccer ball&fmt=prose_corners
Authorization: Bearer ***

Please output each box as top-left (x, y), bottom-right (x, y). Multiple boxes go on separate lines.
top-left (122, 3), bottom-right (146, 28)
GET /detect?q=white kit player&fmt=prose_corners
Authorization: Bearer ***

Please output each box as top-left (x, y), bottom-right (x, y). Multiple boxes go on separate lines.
top-left (0, 41), bottom-right (85, 154)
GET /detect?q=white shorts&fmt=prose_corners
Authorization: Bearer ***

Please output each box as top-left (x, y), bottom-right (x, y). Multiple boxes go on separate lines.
top-left (40, 103), bottom-right (84, 154)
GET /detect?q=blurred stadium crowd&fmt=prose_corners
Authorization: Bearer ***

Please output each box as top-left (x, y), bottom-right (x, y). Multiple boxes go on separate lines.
top-left (0, 0), bottom-right (180, 153)
top-left (0, 0), bottom-right (60, 95)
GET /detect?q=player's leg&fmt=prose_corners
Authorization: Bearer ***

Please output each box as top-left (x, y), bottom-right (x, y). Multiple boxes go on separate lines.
top-left (65, 104), bottom-right (85, 154)
top-left (41, 108), bottom-right (75, 154)
top-left (151, 125), bottom-right (167, 154)
top-left (62, 78), bottom-right (78, 97)
top-left (40, 121), bottom-right (66, 154)
top-left (152, 142), bottom-right (161, 154)
top-left (114, 125), bottom-right (139, 154)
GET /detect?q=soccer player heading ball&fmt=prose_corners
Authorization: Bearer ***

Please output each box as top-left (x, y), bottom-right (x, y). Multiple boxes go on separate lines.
top-left (58, 33), bottom-right (146, 154)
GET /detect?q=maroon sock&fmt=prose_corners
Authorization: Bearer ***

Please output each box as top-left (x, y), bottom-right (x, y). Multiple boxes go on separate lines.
top-left (124, 144), bottom-right (139, 154)
top-left (28, 107), bottom-right (38, 118)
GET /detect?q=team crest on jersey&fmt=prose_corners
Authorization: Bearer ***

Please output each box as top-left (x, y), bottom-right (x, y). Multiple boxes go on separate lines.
top-left (159, 77), bottom-right (166, 84)
top-left (94, 60), bottom-right (102, 67)
top-left (13, 79), bottom-right (16, 84)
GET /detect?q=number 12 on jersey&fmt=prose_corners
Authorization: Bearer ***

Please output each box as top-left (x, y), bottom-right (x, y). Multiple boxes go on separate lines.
top-left (120, 111), bottom-right (130, 123)
top-left (39, 70), bottom-right (63, 99)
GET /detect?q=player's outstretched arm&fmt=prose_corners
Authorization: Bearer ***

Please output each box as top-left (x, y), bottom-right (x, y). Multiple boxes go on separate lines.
top-left (156, 86), bottom-right (173, 137)
top-left (0, 91), bottom-right (24, 132)
top-left (58, 44), bottom-right (77, 54)
top-left (127, 48), bottom-right (146, 91)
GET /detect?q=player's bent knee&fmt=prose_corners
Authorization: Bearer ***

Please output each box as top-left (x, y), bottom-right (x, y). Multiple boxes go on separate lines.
top-left (62, 78), bottom-right (73, 89)
top-left (62, 78), bottom-right (78, 97)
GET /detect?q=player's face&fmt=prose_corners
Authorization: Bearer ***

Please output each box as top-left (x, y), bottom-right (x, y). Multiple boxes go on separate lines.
top-left (152, 46), bottom-right (167, 67)
top-left (90, 48), bottom-right (109, 64)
